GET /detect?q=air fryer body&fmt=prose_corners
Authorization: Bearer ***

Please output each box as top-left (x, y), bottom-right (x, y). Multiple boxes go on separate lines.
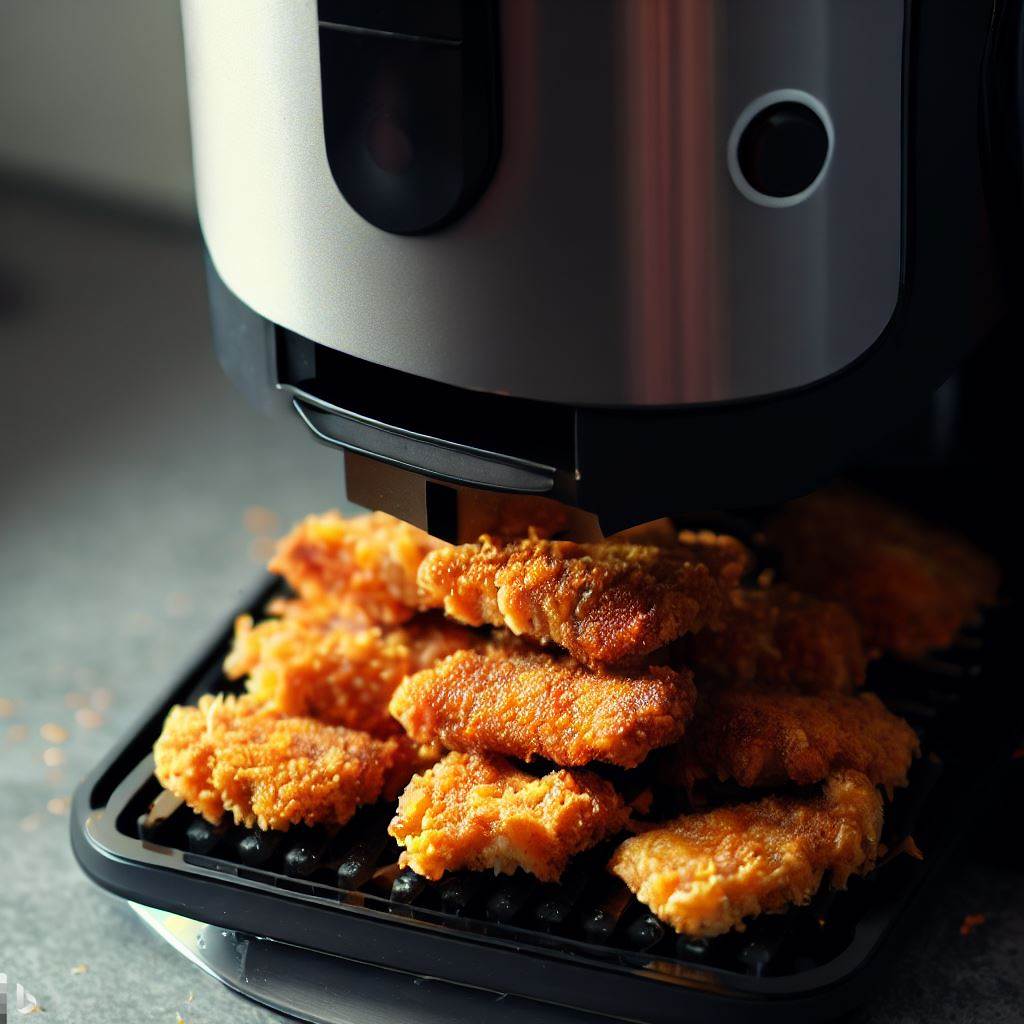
top-left (183, 0), bottom-right (1014, 529)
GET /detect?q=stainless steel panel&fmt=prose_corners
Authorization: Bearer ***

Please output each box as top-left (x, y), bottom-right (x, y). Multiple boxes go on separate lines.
top-left (182, 0), bottom-right (904, 405)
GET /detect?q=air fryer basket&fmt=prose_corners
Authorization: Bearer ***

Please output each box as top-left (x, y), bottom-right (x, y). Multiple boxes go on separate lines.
top-left (72, 561), bottom-right (1018, 1024)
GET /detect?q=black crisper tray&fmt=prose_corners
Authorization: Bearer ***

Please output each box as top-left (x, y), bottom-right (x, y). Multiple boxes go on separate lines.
top-left (72, 577), bottom-right (1017, 1024)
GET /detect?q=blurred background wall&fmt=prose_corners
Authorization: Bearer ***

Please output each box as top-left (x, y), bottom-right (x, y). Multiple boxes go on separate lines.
top-left (0, 0), bottom-right (195, 214)
top-left (1, 8), bottom-right (345, 1014)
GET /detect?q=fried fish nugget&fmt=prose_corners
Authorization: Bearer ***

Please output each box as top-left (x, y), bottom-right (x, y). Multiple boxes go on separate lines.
top-left (767, 488), bottom-right (1000, 658)
top-left (609, 770), bottom-right (882, 936)
top-left (390, 646), bottom-right (696, 768)
top-left (153, 693), bottom-right (398, 830)
top-left (224, 611), bottom-right (478, 738)
top-left (269, 511), bottom-right (445, 625)
top-left (389, 751), bottom-right (630, 881)
top-left (661, 685), bottom-right (919, 790)
top-left (682, 586), bottom-right (867, 693)
top-left (417, 535), bottom-right (729, 666)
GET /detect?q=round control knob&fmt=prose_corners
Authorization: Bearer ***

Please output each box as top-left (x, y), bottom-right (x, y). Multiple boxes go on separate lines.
top-left (728, 91), bottom-right (833, 207)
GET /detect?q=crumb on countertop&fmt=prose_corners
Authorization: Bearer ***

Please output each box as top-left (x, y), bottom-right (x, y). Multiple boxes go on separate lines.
top-left (244, 505), bottom-right (280, 536)
top-left (960, 913), bottom-right (986, 937)
top-left (40, 723), bottom-right (69, 744)
top-left (75, 708), bottom-right (104, 729)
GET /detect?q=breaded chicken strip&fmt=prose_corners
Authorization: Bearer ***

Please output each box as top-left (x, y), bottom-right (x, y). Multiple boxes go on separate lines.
top-left (153, 693), bottom-right (400, 830)
top-left (262, 591), bottom-right (373, 632)
top-left (270, 511), bottom-right (445, 625)
top-left (224, 611), bottom-right (478, 738)
top-left (390, 646), bottom-right (696, 768)
top-left (681, 586), bottom-right (867, 693)
top-left (767, 488), bottom-right (1000, 658)
top-left (675, 530), bottom-right (753, 587)
top-left (608, 525), bottom-right (753, 589)
top-left (660, 686), bottom-right (919, 790)
top-left (417, 536), bottom-right (731, 667)
top-left (455, 492), bottom-right (572, 541)
top-left (610, 770), bottom-right (882, 936)
top-left (390, 751), bottom-right (629, 881)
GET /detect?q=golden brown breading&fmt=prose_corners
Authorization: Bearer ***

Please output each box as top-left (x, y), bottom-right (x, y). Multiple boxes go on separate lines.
top-left (224, 611), bottom-right (478, 738)
top-left (767, 488), bottom-right (1000, 658)
top-left (660, 685), bottom-right (919, 790)
top-left (262, 591), bottom-right (374, 632)
top-left (681, 586), bottom-right (867, 693)
top-left (269, 511), bottom-right (445, 625)
top-left (383, 736), bottom-right (447, 801)
top-left (675, 530), bottom-right (753, 587)
top-left (609, 518), bottom-right (681, 546)
top-left (153, 693), bottom-right (399, 830)
top-left (389, 751), bottom-right (630, 881)
top-left (454, 492), bottom-right (572, 541)
top-left (417, 536), bottom-right (730, 667)
top-left (390, 646), bottom-right (696, 768)
top-left (609, 770), bottom-right (883, 936)
top-left (607, 525), bottom-right (753, 587)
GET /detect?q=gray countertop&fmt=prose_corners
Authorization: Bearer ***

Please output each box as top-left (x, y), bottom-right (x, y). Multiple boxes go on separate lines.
top-left (1, 186), bottom-right (1020, 1024)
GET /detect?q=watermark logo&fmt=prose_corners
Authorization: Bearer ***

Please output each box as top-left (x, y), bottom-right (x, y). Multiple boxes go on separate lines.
top-left (0, 973), bottom-right (41, 1017)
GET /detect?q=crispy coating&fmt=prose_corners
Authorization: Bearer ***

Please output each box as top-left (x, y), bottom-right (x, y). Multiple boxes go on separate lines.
top-left (224, 611), bottom-right (478, 738)
top-left (390, 646), bottom-right (697, 768)
top-left (153, 693), bottom-right (399, 830)
top-left (417, 535), bottom-right (731, 667)
top-left (682, 586), bottom-right (867, 693)
top-left (610, 770), bottom-right (882, 936)
top-left (675, 530), bottom-right (754, 587)
top-left (269, 511), bottom-right (445, 625)
top-left (661, 685), bottom-right (919, 790)
top-left (455, 492), bottom-right (572, 541)
top-left (610, 518), bottom-right (682, 546)
top-left (389, 751), bottom-right (630, 880)
top-left (262, 591), bottom-right (374, 632)
top-left (767, 488), bottom-right (1000, 658)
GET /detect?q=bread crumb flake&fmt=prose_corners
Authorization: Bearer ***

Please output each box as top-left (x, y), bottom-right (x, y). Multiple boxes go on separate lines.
top-left (40, 723), bottom-right (69, 744)
top-left (960, 913), bottom-right (986, 937)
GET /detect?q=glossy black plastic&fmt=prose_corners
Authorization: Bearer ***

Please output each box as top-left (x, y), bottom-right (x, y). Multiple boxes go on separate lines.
top-left (318, 0), bottom-right (501, 234)
top-left (736, 102), bottom-right (830, 198)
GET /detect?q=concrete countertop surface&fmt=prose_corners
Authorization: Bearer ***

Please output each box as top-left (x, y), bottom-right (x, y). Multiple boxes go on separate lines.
top-left (1, 186), bottom-right (1021, 1024)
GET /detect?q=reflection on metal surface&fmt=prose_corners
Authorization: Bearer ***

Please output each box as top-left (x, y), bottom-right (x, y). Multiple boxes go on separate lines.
top-left (128, 902), bottom-right (609, 1024)
top-left (183, 0), bottom-right (902, 405)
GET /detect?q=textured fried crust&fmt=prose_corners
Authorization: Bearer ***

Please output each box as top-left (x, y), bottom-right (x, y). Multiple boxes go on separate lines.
top-left (262, 591), bottom-right (374, 632)
top-left (153, 693), bottom-right (399, 830)
top-left (675, 530), bottom-right (754, 588)
top-left (224, 611), bottom-right (478, 738)
top-left (269, 511), bottom-right (445, 625)
top-left (417, 536), bottom-right (730, 667)
top-left (455, 492), bottom-right (572, 541)
top-left (610, 518), bottom-right (682, 547)
top-left (609, 770), bottom-right (883, 936)
top-left (767, 488), bottom-right (1000, 658)
top-left (390, 646), bottom-right (697, 768)
top-left (682, 586), bottom-right (867, 693)
top-left (661, 686), bottom-right (919, 790)
top-left (389, 751), bottom-right (630, 880)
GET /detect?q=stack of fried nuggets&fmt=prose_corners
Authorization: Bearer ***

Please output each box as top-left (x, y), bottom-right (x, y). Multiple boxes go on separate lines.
top-left (153, 490), bottom-right (998, 939)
